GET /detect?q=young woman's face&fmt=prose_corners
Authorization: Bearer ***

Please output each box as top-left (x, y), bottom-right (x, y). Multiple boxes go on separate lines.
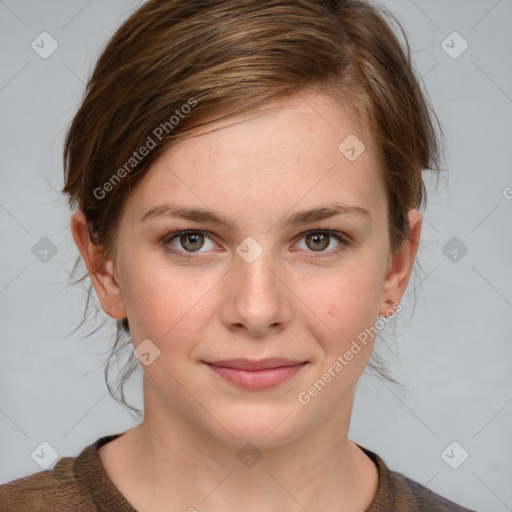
top-left (86, 90), bottom-right (419, 448)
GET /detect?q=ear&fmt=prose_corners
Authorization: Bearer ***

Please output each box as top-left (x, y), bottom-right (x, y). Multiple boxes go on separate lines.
top-left (70, 210), bottom-right (127, 320)
top-left (379, 209), bottom-right (422, 316)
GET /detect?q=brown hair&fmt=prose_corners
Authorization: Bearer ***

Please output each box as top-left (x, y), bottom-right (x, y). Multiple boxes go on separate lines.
top-left (62, 0), bottom-right (445, 416)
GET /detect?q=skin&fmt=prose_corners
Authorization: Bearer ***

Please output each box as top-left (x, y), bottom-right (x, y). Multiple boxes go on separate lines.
top-left (71, 89), bottom-right (422, 512)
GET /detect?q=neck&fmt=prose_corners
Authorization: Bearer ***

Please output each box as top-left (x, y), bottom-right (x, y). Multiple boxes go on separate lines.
top-left (100, 381), bottom-right (378, 512)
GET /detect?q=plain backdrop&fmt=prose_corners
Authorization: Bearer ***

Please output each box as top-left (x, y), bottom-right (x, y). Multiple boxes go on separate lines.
top-left (1, 1), bottom-right (511, 511)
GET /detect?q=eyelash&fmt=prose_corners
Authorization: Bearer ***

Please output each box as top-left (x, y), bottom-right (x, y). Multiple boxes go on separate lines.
top-left (161, 229), bottom-right (351, 260)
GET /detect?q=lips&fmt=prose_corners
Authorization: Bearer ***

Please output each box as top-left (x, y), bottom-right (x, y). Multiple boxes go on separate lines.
top-left (205, 357), bottom-right (307, 371)
top-left (204, 358), bottom-right (308, 389)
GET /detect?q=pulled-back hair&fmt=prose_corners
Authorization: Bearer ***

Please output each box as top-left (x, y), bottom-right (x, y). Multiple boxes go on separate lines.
top-left (62, 0), bottom-right (445, 416)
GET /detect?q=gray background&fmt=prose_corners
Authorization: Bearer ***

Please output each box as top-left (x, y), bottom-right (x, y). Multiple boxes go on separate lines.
top-left (1, 1), bottom-right (511, 510)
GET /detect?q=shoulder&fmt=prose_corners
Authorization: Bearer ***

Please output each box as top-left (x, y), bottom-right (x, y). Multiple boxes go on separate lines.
top-left (0, 456), bottom-right (89, 512)
top-left (358, 445), bottom-right (478, 512)
top-left (0, 433), bottom-right (129, 512)
top-left (388, 470), bottom-right (477, 511)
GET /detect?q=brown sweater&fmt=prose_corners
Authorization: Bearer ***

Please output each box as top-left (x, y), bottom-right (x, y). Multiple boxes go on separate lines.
top-left (0, 433), bottom-right (476, 511)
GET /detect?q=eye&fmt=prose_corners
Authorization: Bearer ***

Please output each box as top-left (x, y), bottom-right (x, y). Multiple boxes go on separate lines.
top-left (294, 230), bottom-right (350, 257)
top-left (161, 229), bottom-right (350, 259)
top-left (163, 230), bottom-right (216, 256)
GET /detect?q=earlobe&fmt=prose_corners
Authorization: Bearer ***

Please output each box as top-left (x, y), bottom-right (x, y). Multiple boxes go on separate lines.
top-left (70, 210), bottom-right (127, 320)
top-left (379, 209), bottom-right (422, 315)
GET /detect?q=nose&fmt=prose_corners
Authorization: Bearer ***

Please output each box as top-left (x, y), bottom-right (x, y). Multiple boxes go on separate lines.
top-left (220, 246), bottom-right (293, 338)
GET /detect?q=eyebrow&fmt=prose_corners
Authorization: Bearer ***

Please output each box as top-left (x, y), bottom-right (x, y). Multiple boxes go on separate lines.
top-left (140, 201), bottom-right (372, 229)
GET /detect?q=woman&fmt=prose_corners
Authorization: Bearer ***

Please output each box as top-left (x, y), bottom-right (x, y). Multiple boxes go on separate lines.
top-left (0, 0), bottom-right (476, 510)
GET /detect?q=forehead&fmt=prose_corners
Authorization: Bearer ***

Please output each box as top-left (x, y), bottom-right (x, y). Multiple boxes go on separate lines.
top-left (178, 89), bottom-right (376, 161)
top-left (125, 90), bottom-right (385, 227)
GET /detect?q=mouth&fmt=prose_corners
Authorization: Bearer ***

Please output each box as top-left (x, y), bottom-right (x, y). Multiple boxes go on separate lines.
top-left (203, 358), bottom-right (308, 390)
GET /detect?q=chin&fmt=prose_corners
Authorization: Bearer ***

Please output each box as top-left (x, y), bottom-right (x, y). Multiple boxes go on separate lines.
top-left (205, 406), bottom-right (305, 450)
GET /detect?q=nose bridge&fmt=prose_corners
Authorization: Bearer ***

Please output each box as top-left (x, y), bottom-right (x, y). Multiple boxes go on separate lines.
top-left (222, 235), bottom-right (291, 335)
top-left (235, 235), bottom-right (282, 303)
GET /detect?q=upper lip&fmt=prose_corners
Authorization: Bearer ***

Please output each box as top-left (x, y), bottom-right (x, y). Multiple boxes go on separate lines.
top-left (205, 358), bottom-right (307, 371)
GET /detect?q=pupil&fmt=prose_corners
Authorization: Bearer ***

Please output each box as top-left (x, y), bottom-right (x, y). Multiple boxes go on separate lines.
top-left (183, 233), bottom-right (202, 251)
top-left (309, 233), bottom-right (328, 251)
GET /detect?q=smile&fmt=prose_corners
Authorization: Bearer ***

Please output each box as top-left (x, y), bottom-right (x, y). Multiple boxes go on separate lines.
top-left (204, 361), bottom-right (308, 390)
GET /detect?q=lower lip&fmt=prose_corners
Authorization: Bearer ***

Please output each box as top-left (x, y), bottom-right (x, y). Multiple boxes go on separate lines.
top-left (206, 363), bottom-right (307, 389)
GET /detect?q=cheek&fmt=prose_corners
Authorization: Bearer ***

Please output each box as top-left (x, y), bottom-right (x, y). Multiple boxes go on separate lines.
top-left (309, 266), bottom-right (383, 337)
top-left (119, 259), bottom-right (215, 344)
top-left (304, 267), bottom-right (384, 388)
